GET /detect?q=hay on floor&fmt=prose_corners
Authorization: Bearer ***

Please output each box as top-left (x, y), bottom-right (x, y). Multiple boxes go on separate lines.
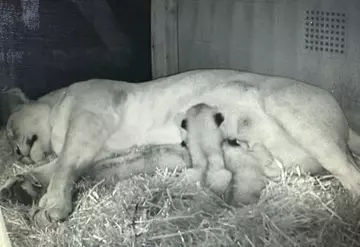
top-left (1, 130), bottom-right (360, 247)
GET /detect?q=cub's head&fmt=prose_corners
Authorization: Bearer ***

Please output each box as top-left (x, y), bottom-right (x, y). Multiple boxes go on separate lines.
top-left (180, 103), bottom-right (224, 147)
top-left (6, 103), bottom-right (52, 164)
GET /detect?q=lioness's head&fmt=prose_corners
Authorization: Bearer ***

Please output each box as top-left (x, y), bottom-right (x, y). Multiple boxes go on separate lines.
top-left (6, 103), bottom-right (52, 164)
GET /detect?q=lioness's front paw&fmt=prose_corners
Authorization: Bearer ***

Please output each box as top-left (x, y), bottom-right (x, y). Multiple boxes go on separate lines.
top-left (0, 174), bottom-right (43, 205)
top-left (30, 192), bottom-right (72, 227)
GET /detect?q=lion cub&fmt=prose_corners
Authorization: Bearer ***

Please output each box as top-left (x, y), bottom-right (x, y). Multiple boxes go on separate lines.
top-left (223, 140), bottom-right (278, 206)
top-left (180, 103), bottom-right (232, 195)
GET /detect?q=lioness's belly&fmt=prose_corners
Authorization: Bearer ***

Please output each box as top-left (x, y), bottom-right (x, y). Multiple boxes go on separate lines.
top-left (223, 110), bottom-right (322, 175)
top-left (104, 103), bottom-right (321, 176)
top-left (105, 123), bottom-right (182, 151)
top-left (105, 80), bottom-right (321, 174)
top-left (265, 137), bottom-right (322, 175)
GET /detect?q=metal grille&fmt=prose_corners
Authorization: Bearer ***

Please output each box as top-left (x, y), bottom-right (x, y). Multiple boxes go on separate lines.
top-left (304, 10), bottom-right (346, 54)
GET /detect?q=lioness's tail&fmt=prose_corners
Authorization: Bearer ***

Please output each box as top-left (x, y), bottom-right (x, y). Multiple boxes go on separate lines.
top-left (348, 128), bottom-right (360, 157)
top-left (90, 145), bottom-right (190, 182)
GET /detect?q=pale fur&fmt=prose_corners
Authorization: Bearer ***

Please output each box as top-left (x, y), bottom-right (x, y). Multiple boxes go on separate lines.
top-left (180, 103), bottom-right (232, 195)
top-left (223, 141), bottom-right (278, 206)
top-left (1, 69), bottom-right (360, 227)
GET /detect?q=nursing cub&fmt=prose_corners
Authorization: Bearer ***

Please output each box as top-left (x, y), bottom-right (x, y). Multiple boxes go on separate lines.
top-left (180, 103), bottom-right (277, 205)
top-left (180, 103), bottom-right (232, 195)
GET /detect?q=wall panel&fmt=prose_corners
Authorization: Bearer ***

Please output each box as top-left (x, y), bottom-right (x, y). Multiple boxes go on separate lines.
top-left (152, 0), bottom-right (360, 109)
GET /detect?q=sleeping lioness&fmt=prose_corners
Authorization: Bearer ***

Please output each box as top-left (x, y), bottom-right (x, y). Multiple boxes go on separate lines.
top-left (2, 69), bottom-right (360, 227)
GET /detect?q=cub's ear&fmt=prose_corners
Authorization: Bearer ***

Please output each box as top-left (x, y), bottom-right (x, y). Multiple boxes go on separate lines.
top-left (181, 119), bottom-right (188, 130)
top-left (181, 140), bottom-right (187, 147)
top-left (213, 112), bottom-right (224, 127)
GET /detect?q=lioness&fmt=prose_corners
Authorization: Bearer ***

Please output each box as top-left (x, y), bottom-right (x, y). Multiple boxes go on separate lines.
top-left (180, 103), bottom-right (232, 195)
top-left (2, 69), bottom-right (360, 227)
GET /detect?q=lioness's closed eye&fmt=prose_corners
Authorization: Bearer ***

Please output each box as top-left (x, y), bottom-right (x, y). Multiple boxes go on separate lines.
top-left (8, 131), bottom-right (38, 163)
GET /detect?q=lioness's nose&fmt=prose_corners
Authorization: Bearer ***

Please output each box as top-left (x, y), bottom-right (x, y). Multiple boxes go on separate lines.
top-left (16, 134), bottom-right (38, 157)
top-left (14, 145), bottom-right (33, 164)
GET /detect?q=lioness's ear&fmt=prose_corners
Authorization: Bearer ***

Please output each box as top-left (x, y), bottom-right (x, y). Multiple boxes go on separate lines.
top-left (181, 119), bottom-right (188, 130)
top-left (213, 113), bottom-right (224, 127)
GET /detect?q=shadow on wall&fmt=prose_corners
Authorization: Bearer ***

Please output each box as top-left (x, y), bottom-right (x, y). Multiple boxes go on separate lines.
top-left (0, 88), bottom-right (29, 127)
top-left (0, 0), bottom-right (151, 100)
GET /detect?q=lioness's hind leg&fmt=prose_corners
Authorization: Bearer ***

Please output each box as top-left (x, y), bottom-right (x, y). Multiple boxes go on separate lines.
top-left (283, 116), bottom-right (360, 193)
top-left (266, 84), bottom-right (360, 194)
top-left (282, 126), bottom-right (360, 194)
top-left (306, 142), bottom-right (360, 195)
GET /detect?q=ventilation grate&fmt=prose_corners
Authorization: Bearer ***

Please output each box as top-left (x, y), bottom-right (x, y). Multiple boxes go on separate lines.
top-left (304, 10), bottom-right (346, 54)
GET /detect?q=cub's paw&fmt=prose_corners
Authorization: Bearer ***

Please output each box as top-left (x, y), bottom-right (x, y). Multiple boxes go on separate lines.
top-left (225, 179), bottom-right (263, 206)
top-left (251, 143), bottom-right (274, 166)
top-left (205, 169), bottom-right (232, 195)
top-left (181, 168), bottom-right (205, 185)
top-left (30, 191), bottom-right (73, 227)
top-left (225, 170), bottom-right (265, 206)
top-left (0, 174), bottom-right (43, 205)
top-left (252, 143), bottom-right (281, 179)
top-left (230, 189), bottom-right (261, 206)
top-left (223, 142), bottom-right (257, 173)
